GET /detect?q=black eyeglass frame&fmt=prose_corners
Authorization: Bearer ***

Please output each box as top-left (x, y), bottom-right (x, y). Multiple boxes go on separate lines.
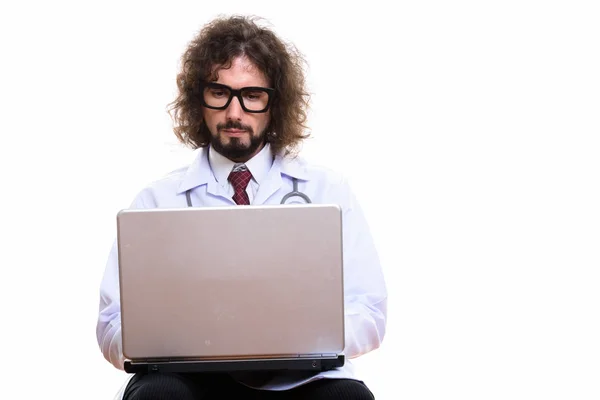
top-left (199, 82), bottom-right (275, 113)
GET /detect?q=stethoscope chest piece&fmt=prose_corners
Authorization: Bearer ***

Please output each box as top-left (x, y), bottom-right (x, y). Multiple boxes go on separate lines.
top-left (280, 178), bottom-right (311, 204)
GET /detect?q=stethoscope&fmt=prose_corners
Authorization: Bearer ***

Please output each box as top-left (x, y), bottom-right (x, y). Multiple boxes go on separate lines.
top-left (185, 177), bottom-right (311, 207)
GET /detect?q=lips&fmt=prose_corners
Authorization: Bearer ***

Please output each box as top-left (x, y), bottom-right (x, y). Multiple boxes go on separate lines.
top-left (222, 129), bottom-right (247, 137)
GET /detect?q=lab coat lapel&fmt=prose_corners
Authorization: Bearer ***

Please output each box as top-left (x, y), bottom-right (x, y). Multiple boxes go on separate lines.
top-left (177, 148), bottom-right (234, 204)
top-left (253, 154), bottom-right (311, 205)
top-left (253, 157), bottom-right (284, 205)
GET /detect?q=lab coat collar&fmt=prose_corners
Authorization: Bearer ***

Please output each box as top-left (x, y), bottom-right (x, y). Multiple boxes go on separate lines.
top-left (209, 143), bottom-right (274, 187)
top-left (176, 144), bottom-right (311, 196)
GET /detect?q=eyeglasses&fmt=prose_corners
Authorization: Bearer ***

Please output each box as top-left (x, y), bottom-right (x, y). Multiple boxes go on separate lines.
top-left (200, 82), bottom-right (275, 113)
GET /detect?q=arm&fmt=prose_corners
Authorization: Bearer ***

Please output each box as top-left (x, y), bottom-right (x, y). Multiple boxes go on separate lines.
top-left (96, 191), bottom-right (154, 370)
top-left (335, 177), bottom-right (388, 359)
top-left (96, 240), bottom-right (126, 370)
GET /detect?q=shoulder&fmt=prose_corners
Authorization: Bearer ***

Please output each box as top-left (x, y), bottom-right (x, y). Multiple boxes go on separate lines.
top-left (282, 152), bottom-right (348, 186)
top-left (129, 165), bottom-right (190, 208)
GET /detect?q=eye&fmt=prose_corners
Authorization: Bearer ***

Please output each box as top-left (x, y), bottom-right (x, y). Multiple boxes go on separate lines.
top-left (243, 91), bottom-right (264, 101)
top-left (210, 90), bottom-right (227, 98)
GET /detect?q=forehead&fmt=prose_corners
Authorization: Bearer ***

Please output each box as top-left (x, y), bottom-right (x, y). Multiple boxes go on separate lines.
top-left (212, 56), bottom-right (269, 88)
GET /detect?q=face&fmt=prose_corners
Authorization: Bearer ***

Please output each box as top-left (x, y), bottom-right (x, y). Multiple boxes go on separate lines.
top-left (202, 56), bottom-right (272, 162)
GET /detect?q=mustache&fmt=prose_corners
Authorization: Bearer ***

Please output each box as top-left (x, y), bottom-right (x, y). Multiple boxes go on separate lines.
top-left (217, 120), bottom-right (254, 134)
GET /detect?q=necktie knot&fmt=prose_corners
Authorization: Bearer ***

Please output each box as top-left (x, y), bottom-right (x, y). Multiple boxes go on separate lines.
top-left (228, 168), bottom-right (252, 205)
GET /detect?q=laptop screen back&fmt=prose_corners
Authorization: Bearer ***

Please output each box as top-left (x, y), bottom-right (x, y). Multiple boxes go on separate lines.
top-left (117, 204), bottom-right (345, 361)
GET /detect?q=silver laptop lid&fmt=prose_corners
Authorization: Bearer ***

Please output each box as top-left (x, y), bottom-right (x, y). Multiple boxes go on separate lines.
top-left (117, 204), bottom-right (344, 361)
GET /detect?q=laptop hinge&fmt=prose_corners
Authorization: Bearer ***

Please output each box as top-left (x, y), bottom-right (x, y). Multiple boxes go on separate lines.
top-left (299, 353), bottom-right (336, 358)
top-left (134, 358), bottom-right (172, 364)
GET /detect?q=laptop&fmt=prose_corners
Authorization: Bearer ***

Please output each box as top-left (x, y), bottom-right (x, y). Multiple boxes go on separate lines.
top-left (116, 203), bottom-right (345, 374)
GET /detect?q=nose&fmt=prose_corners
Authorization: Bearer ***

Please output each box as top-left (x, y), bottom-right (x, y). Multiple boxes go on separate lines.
top-left (225, 95), bottom-right (244, 120)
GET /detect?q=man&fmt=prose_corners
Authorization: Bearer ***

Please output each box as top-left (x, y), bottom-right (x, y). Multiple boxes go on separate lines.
top-left (96, 15), bottom-right (387, 400)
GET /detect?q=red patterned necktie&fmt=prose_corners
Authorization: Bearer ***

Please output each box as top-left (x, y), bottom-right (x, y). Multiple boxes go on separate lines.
top-left (228, 168), bottom-right (253, 205)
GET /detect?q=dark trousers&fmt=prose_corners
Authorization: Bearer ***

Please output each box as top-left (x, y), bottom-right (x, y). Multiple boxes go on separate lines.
top-left (123, 372), bottom-right (375, 400)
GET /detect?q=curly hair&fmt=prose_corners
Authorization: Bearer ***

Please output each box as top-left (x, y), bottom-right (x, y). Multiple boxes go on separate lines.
top-left (168, 15), bottom-right (311, 156)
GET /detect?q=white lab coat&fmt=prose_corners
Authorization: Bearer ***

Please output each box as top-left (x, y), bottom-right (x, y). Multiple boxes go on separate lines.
top-left (96, 145), bottom-right (388, 399)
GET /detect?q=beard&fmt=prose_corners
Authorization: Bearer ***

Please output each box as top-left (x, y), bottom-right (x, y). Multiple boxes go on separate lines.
top-left (210, 120), bottom-right (266, 161)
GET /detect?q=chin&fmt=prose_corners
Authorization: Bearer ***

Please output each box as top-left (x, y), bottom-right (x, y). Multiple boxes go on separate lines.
top-left (221, 138), bottom-right (250, 149)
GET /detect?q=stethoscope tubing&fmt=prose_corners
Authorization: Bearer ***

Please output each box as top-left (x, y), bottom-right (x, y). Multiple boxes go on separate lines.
top-left (185, 178), bottom-right (311, 207)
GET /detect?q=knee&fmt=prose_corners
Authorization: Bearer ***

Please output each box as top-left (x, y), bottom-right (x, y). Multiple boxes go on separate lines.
top-left (123, 373), bottom-right (197, 400)
top-left (307, 379), bottom-right (375, 400)
top-left (340, 380), bottom-right (375, 400)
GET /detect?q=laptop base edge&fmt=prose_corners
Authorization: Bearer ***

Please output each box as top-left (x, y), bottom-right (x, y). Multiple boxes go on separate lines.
top-left (124, 355), bottom-right (345, 374)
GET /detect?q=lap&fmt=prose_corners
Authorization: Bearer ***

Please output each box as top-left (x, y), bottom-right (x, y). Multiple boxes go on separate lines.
top-left (123, 372), bottom-right (255, 400)
top-left (124, 373), bottom-right (375, 400)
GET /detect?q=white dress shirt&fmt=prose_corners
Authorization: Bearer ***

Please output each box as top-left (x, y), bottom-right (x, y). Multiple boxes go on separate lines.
top-left (97, 143), bottom-right (388, 397)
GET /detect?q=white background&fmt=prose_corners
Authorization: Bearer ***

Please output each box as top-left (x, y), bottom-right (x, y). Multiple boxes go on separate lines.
top-left (1, 1), bottom-right (599, 399)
